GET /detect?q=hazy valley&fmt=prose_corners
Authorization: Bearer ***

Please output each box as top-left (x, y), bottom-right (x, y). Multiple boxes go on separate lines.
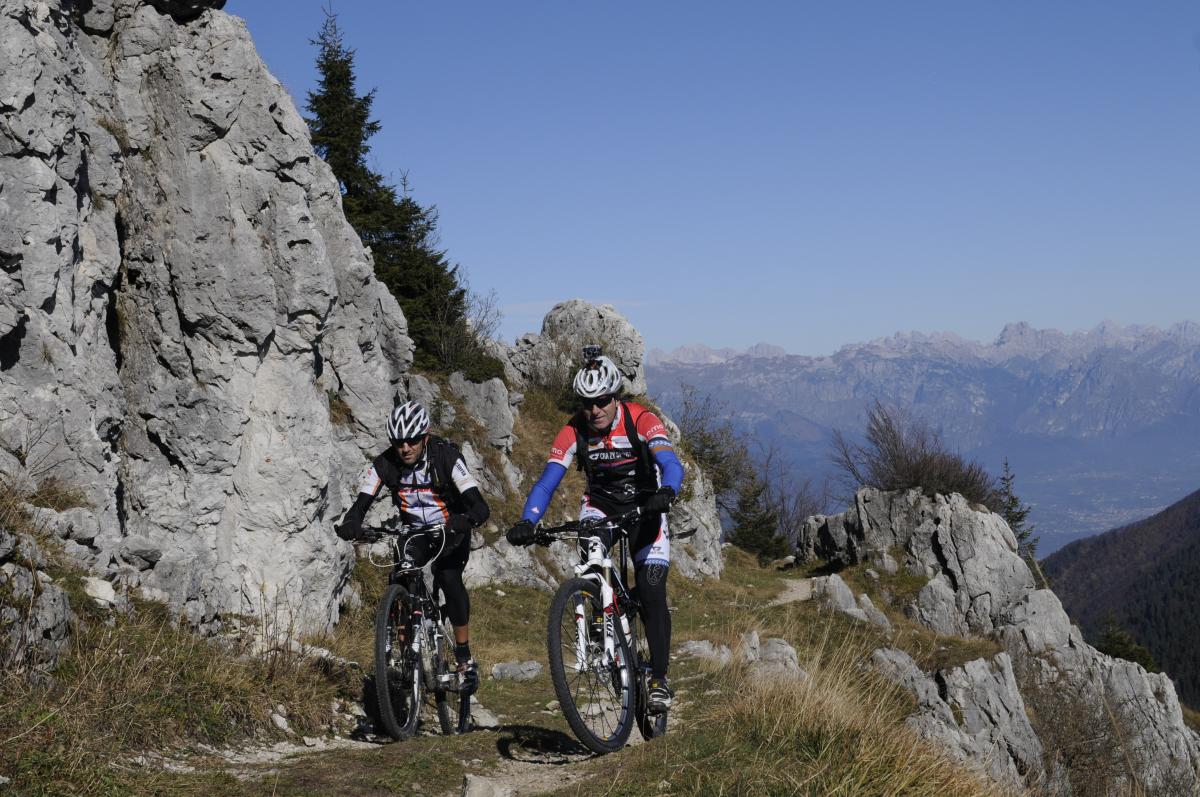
top-left (648, 321), bottom-right (1200, 553)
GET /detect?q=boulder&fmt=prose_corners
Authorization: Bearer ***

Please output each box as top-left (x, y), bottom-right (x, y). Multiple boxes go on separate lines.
top-left (872, 648), bottom-right (1044, 793)
top-left (506, 300), bottom-right (648, 396)
top-left (810, 574), bottom-right (868, 623)
top-left (677, 639), bottom-right (732, 666)
top-left (806, 488), bottom-right (1200, 793)
top-left (490, 660), bottom-right (542, 681)
top-left (448, 373), bottom-right (516, 452)
top-left (83, 576), bottom-right (117, 607)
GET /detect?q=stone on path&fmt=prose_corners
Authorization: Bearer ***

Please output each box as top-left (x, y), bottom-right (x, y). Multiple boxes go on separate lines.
top-left (462, 774), bottom-right (515, 797)
top-left (490, 661), bottom-right (542, 681)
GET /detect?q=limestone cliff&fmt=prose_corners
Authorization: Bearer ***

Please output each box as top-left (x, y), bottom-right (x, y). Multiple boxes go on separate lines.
top-left (0, 1), bottom-right (721, 636)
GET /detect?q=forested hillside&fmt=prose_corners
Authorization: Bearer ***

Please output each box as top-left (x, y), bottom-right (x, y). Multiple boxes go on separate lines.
top-left (1043, 487), bottom-right (1200, 703)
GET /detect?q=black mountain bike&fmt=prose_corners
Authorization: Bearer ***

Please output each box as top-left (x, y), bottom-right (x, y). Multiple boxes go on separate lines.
top-left (361, 519), bottom-right (473, 740)
top-left (531, 507), bottom-right (668, 754)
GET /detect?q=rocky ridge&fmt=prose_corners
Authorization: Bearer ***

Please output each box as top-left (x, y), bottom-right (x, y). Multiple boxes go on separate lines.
top-left (800, 488), bottom-right (1200, 795)
top-left (0, 0), bottom-right (721, 641)
top-left (0, 526), bottom-right (74, 673)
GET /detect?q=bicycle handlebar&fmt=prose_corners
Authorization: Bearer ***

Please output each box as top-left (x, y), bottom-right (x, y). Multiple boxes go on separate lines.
top-left (531, 507), bottom-right (643, 546)
top-left (358, 521), bottom-right (446, 545)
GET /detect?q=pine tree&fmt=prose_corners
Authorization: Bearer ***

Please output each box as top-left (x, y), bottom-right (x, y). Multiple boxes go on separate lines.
top-left (727, 472), bottom-right (788, 563)
top-left (1095, 620), bottom-right (1159, 672)
top-left (306, 12), bottom-right (379, 195)
top-left (306, 11), bottom-right (500, 379)
top-left (997, 459), bottom-right (1039, 559)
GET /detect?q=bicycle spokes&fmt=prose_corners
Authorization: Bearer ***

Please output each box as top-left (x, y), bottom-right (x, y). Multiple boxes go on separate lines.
top-left (548, 579), bottom-right (634, 753)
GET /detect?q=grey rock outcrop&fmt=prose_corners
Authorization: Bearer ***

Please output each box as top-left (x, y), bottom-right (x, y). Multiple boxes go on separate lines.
top-left (507, 300), bottom-right (648, 396)
top-left (1, 0), bottom-right (411, 632)
top-left (0, 528), bottom-right (74, 672)
top-left (811, 574), bottom-right (868, 622)
top-left (737, 630), bottom-right (805, 680)
top-left (462, 535), bottom-right (557, 591)
top-left (872, 648), bottom-right (1042, 792)
top-left (448, 373), bottom-right (517, 452)
top-left (802, 488), bottom-right (1200, 795)
top-left (678, 638), bottom-right (732, 666)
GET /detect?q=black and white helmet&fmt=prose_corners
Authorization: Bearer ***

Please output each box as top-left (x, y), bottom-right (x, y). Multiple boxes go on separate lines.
top-left (572, 354), bottom-right (623, 398)
top-left (387, 400), bottom-right (430, 441)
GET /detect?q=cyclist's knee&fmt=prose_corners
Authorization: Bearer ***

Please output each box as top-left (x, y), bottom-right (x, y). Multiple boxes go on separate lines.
top-left (436, 569), bottom-right (471, 626)
top-left (638, 563), bottom-right (669, 605)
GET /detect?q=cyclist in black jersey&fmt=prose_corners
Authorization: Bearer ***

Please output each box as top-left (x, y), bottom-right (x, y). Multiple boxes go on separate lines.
top-left (337, 400), bottom-right (490, 686)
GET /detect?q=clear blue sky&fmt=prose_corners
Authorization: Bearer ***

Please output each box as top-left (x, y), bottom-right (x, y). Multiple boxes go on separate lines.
top-left (231, 2), bottom-right (1200, 356)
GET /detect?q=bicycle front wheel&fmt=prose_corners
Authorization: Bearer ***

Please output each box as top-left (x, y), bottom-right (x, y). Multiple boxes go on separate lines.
top-left (547, 577), bottom-right (634, 754)
top-left (374, 583), bottom-right (423, 740)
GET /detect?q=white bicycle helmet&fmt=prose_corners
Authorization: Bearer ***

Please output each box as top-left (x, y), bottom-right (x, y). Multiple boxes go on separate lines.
top-left (387, 400), bottom-right (430, 441)
top-left (572, 354), bottom-right (623, 398)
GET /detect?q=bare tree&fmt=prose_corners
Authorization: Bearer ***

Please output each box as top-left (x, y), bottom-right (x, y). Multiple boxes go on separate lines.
top-left (674, 384), bottom-right (751, 516)
top-left (832, 400), bottom-right (998, 509)
top-left (756, 442), bottom-right (830, 548)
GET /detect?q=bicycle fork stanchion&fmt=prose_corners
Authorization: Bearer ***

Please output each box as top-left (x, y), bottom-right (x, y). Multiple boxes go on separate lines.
top-left (572, 595), bottom-right (590, 673)
top-left (575, 536), bottom-right (625, 668)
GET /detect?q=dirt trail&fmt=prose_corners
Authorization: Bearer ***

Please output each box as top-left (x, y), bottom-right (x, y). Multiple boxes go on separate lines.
top-left (766, 577), bottom-right (813, 607)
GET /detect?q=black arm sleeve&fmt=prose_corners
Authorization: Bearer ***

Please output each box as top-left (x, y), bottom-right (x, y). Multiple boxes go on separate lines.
top-left (339, 491), bottom-right (376, 533)
top-left (458, 486), bottom-right (490, 527)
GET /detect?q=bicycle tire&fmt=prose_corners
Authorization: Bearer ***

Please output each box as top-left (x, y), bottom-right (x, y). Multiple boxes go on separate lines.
top-left (432, 616), bottom-right (470, 734)
top-left (374, 583), bottom-right (423, 740)
top-left (547, 577), bottom-right (634, 754)
top-left (630, 613), bottom-right (668, 740)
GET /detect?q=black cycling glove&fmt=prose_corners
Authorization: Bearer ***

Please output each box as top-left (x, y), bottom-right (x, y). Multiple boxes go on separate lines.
top-left (642, 486), bottom-right (676, 515)
top-left (447, 514), bottom-right (474, 548)
top-left (335, 523), bottom-right (361, 542)
top-left (506, 519), bottom-right (536, 547)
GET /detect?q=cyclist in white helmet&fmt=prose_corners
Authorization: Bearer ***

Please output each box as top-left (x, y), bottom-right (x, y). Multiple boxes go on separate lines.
top-left (337, 399), bottom-right (490, 688)
top-left (507, 346), bottom-right (684, 714)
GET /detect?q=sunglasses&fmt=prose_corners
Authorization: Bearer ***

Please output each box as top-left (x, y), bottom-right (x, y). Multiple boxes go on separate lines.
top-left (394, 435), bottom-right (426, 448)
top-left (581, 395), bottom-right (616, 410)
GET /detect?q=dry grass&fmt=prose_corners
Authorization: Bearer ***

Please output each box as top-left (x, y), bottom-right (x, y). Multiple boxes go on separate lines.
top-left (561, 611), bottom-right (1013, 797)
top-left (1182, 703), bottom-right (1200, 734)
top-left (502, 385), bottom-right (588, 526)
top-left (0, 597), bottom-right (347, 795)
top-left (326, 391), bottom-right (355, 427)
top-left (1, 467), bottom-right (351, 795)
top-left (96, 115), bottom-right (132, 152)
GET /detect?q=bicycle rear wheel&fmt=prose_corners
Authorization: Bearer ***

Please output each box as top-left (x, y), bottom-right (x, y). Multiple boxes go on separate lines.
top-left (374, 583), bottom-right (423, 740)
top-left (547, 577), bottom-right (634, 754)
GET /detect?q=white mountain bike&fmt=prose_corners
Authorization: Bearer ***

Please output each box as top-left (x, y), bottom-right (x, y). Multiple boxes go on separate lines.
top-left (531, 507), bottom-right (668, 754)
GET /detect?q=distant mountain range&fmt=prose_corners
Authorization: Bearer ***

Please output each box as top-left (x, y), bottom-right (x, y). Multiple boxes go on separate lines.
top-left (647, 342), bottom-right (788, 366)
top-left (1042, 487), bottom-right (1200, 704)
top-left (647, 321), bottom-right (1200, 553)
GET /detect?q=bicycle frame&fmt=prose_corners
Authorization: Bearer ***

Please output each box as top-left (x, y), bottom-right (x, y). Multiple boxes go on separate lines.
top-left (561, 521), bottom-right (640, 675)
top-left (369, 525), bottom-right (467, 694)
